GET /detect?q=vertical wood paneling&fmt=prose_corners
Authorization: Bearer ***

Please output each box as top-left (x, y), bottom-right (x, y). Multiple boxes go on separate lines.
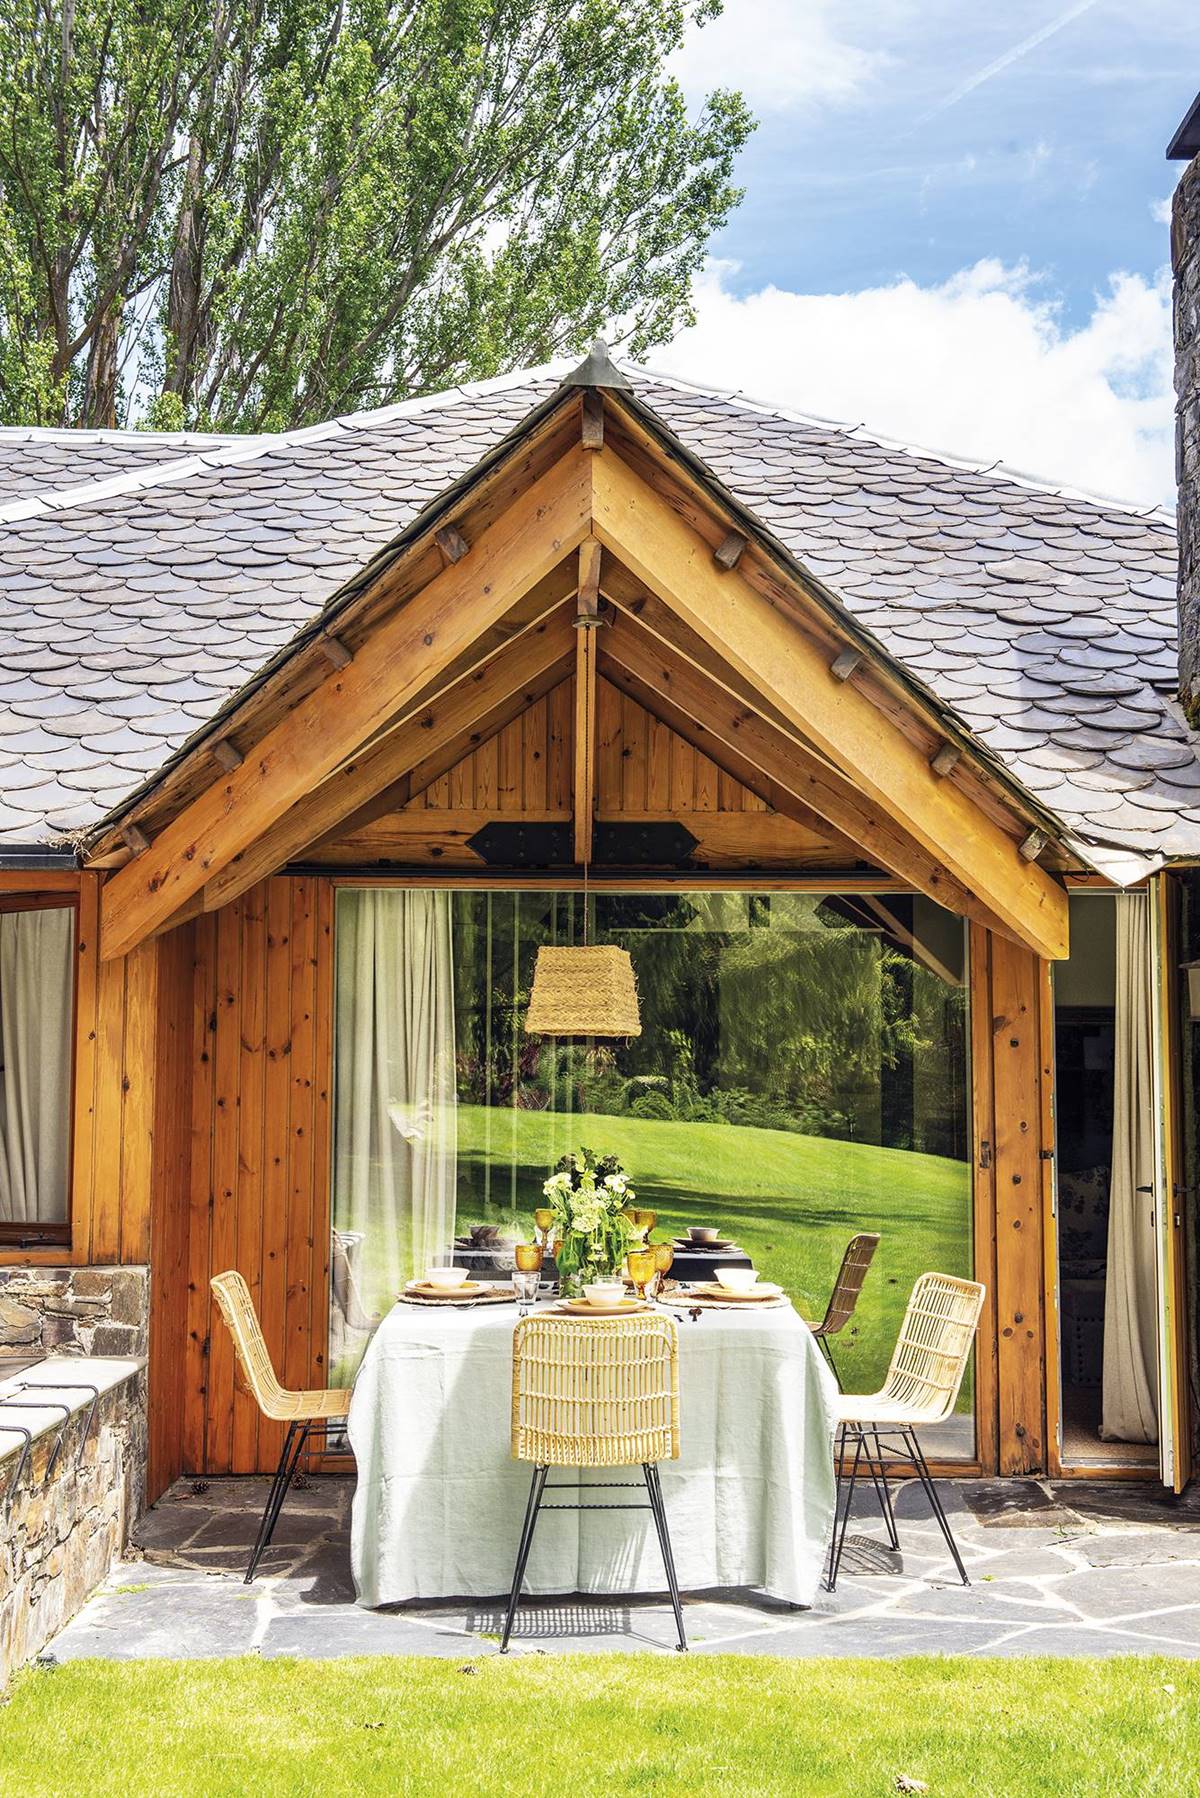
top-left (258, 880), bottom-right (293, 1471)
top-left (147, 923), bottom-right (195, 1502)
top-left (284, 879), bottom-right (319, 1399)
top-left (232, 888), bottom-right (267, 1471)
top-left (989, 931), bottom-right (1048, 1474)
top-left (969, 923), bottom-right (999, 1474)
top-left (89, 952), bottom-right (128, 1262)
top-left (119, 940), bottom-right (160, 1264)
top-left (69, 874), bottom-right (101, 1259)
top-left (183, 915), bottom-right (217, 1475)
top-left (206, 902), bottom-right (243, 1473)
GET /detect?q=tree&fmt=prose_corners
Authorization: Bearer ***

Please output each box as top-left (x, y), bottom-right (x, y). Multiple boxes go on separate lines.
top-left (0, 0), bottom-right (752, 431)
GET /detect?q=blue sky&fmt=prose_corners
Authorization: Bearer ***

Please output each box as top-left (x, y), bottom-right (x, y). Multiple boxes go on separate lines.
top-left (657, 1), bottom-right (1200, 505)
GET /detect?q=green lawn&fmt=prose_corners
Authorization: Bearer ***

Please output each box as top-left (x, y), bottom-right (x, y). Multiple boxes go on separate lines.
top-left (455, 1105), bottom-right (972, 1392)
top-left (3, 1656), bottom-right (1199, 1797)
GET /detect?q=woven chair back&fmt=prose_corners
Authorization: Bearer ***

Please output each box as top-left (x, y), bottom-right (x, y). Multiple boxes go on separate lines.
top-left (511, 1314), bottom-right (680, 1467)
top-left (815, 1232), bottom-right (881, 1337)
top-left (879, 1272), bottom-right (986, 1423)
top-left (211, 1269), bottom-right (292, 1421)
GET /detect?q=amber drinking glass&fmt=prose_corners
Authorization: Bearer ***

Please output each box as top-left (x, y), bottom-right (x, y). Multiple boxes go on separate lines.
top-left (627, 1248), bottom-right (656, 1302)
top-left (533, 1207), bottom-right (555, 1249)
top-left (515, 1242), bottom-right (543, 1273)
top-left (634, 1209), bottom-right (657, 1236)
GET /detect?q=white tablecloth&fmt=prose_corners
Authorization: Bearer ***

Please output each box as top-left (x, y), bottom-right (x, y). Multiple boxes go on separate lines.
top-left (348, 1297), bottom-right (838, 1609)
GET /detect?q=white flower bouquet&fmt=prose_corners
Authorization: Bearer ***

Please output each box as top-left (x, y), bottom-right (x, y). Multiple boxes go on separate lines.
top-left (542, 1149), bottom-right (636, 1294)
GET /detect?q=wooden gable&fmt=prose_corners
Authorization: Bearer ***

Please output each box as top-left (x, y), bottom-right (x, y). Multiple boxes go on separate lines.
top-left (312, 677), bottom-right (863, 870)
top-left (90, 380), bottom-right (1071, 962)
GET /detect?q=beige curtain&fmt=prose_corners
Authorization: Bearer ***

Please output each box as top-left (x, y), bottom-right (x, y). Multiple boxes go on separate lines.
top-left (0, 907), bottom-right (74, 1226)
top-left (1100, 891), bottom-right (1159, 1444)
top-left (333, 890), bottom-right (457, 1348)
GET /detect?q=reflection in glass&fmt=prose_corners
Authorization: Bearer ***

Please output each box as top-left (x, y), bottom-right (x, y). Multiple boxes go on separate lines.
top-left (332, 887), bottom-right (974, 1456)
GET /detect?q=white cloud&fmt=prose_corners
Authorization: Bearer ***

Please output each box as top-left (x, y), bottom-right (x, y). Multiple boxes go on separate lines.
top-left (654, 258), bottom-right (1175, 506)
top-left (672, 0), bottom-right (885, 113)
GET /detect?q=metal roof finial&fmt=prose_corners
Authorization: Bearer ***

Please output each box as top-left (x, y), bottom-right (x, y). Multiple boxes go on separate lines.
top-left (563, 338), bottom-right (632, 391)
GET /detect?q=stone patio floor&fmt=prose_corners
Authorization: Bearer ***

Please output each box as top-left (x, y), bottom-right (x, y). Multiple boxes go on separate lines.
top-left (43, 1474), bottom-right (1200, 1662)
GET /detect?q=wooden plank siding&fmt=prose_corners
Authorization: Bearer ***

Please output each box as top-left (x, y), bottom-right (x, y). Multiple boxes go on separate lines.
top-left (176, 877), bottom-right (334, 1475)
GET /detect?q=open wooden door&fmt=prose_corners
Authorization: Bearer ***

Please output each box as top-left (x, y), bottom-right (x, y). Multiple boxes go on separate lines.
top-left (1150, 874), bottom-right (1192, 1492)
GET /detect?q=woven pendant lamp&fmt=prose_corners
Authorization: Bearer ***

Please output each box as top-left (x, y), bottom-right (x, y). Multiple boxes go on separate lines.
top-left (525, 943), bottom-right (641, 1038)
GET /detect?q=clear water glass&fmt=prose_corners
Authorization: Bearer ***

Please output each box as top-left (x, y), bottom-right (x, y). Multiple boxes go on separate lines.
top-left (512, 1268), bottom-right (541, 1313)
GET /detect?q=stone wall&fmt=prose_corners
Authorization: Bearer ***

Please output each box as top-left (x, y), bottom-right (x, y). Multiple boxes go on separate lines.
top-left (0, 1265), bottom-right (148, 1361)
top-left (0, 1361), bottom-right (146, 1687)
top-left (1174, 153), bottom-right (1200, 722)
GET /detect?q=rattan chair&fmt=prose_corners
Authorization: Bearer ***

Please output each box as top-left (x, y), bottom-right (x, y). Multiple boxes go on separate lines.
top-left (210, 1270), bottom-right (353, 1583)
top-left (808, 1232), bottom-right (880, 1386)
top-left (501, 1312), bottom-right (685, 1653)
top-left (825, 1271), bottom-right (985, 1592)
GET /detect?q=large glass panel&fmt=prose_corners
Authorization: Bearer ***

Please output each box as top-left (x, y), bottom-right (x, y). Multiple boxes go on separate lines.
top-left (332, 887), bottom-right (974, 1453)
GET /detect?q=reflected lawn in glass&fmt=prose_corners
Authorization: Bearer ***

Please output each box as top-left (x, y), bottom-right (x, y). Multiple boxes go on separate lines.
top-left (453, 1104), bottom-right (972, 1404)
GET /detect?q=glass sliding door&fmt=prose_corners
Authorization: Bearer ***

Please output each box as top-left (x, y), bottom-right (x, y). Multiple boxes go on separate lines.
top-left (331, 885), bottom-right (975, 1452)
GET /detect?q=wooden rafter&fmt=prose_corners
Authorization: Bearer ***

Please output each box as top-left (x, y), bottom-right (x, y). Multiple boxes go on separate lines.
top-left (599, 611), bottom-right (1024, 939)
top-left (574, 623), bottom-right (597, 866)
top-left (204, 604), bottom-right (577, 907)
top-left (590, 454), bottom-right (1069, 960)
top-left (99, 449), bottom-right (593, 958)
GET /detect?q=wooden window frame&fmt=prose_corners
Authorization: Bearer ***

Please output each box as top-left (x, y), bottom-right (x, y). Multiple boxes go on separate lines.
top-left (0, 884), bottom-right (81, 1253)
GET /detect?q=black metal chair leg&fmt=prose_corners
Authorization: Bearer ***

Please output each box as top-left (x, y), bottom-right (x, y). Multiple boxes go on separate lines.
top-left (644, 1464), bottom-right (687, 1652)
top-left (904, 1428), bottom-right (969, 1585)
top-left (860, 1429), bottom-right (900, 1552)
top-left (246, 1420), bottom-right (309, 1584)
top-left (825, 1425), bottom-right (864, 1592)
top-left (817, 1336), bottom-right (842, 1390)
top-left (500, 1464), bottom-right (548, 1652)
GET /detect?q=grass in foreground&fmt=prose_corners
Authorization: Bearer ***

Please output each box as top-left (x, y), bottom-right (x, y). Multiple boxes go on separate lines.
top-left (2, 1655), bottom-right (1198, 1798)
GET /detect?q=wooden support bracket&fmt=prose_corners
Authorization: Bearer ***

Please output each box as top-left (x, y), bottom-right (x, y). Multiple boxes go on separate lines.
top-left (1019, 829), bottom-right (1048, 862)
top-left (931, 743), bottom-right (961, 778)
top-left (121, 822), bottom-right (151, 856)
top-left (318, 635), bottom-right (353, 670)
top-left (581, 389), bottom-right (605, 451)
top-left (211, 738), bottom-right (244, 772)
top-left (577, 538), bottom-right (603, 625)
top-left (830, 647), bottom-right (862, 682)
top-left (434, 523), bottom-right (470, 565)
top-left (714, 531), bottom-right (746, 570)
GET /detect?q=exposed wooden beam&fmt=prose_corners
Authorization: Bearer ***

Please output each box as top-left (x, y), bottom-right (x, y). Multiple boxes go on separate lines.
top-left (203, 606), bottom-right (577, 909)
top-left (574, 624), bottom-right (597, 866)
top-left (597, 655), bottom-right (861, 858)
top-left (600, 622), bottom-right (1000, 927)
top-left (325, 654), bottom-right (573, 844)
top-left (590, 454), bottom-right (1069, 961)
top-left (101, 449), bottom-right (593, 957)
top-left (434, 523), bottom-right (469, 565)
top-left (577, 537), bottom-right (603, 622)
top-left (581, 389), bottom-right (605, 451)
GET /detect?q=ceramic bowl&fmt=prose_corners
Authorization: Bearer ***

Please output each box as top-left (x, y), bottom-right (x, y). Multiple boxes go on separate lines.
top-left (424, 1265), bottom-right (467, 1288)
top-left (688, 1226), bottom-right (720, 1244)
top-left (716, 1267), bottom-right (760, 1292)
top-left (583, 1281), bottom-right (626, 1306)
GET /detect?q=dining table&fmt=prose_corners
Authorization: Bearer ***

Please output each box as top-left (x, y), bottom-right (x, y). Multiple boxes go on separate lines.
top-left (347, 1289), bottom-right (839, 1611)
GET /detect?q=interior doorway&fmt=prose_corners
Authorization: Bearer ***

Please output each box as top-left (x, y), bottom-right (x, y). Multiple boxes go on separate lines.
top-left (1052, 893), bottom-right (1156, 1470)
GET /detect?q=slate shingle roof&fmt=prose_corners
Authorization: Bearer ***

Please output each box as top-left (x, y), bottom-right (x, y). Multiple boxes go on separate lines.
top-left (0, 363), bottom-right (1185, 878)
top-left (0, 426), bottom-right (245, 505)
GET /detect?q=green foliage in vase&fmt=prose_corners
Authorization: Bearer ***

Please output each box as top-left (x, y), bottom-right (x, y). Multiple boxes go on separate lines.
top-left (0, 0), bottom-right (752, 428)
top-left (542, 1147), bottom-right (634, 1287)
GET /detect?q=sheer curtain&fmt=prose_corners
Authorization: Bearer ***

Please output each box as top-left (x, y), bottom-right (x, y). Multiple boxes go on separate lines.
top-left (332, 890), bottom-right (457, 1366)
top-left (1101, 891), bottom-right (1159, 1444)
top-left (0, 906), bottom-right (74, 1226)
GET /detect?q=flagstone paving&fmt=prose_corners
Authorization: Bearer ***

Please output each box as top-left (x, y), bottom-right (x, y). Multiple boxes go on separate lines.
top-left (41, 1475), bottom-right (1200, 1662)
